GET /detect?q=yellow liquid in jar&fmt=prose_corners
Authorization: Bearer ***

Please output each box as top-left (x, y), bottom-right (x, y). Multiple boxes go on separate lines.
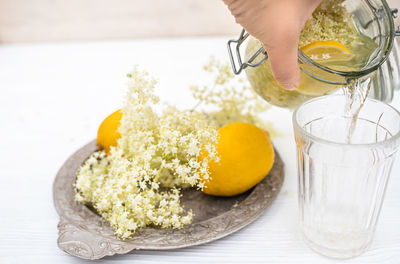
top-left (244, 0), bottom-right (379, 109)
top-left (245, 34), bottom-right (378, 109)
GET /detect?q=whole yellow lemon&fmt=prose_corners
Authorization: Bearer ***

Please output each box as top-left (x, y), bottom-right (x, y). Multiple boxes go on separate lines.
top-left (199, 122), bottom-right (275, 196)
top-left (97, 109), bottom-right (122, 153)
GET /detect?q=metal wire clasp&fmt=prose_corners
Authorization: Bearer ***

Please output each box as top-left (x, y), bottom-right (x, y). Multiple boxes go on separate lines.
top-left (228, 5), bottom-right (400, 74)
top-left (227, 29), bottom-right (268, 75)
top-left (390, 8), bottom-right (400, 36)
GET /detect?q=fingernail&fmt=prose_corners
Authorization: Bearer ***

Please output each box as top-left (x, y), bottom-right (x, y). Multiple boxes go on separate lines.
top-left (282, 83), bottom-right (297, 90)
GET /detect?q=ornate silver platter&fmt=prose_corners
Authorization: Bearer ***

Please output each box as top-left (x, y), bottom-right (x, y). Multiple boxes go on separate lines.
top-left (53, 140), bottom-right (284, 260)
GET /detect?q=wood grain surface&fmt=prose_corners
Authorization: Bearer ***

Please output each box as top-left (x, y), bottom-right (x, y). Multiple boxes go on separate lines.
top-left (1, 0), bottom-right (400, 43)
top-left (0, 0), bottom-right (239, 43)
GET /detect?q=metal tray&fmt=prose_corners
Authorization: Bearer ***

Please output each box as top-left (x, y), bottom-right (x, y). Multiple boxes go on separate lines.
top-left (53, 140), bottom-right (284, 259)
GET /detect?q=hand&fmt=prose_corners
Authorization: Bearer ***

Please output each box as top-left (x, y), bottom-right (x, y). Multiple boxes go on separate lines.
top-left (224, 0), bottom-right (322, 90)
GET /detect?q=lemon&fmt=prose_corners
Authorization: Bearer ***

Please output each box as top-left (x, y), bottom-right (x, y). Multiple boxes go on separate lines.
top-left (199, 122), bottom-right (275, 197)
top-left (97, 109), bottom-right (122, 153)
top-left (297, 40), bottom-right (354, 96)
top-left (300, 40), bottom-right (354, 62)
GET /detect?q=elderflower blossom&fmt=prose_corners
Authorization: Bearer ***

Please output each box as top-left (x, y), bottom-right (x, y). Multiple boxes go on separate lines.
top-left (75, 59), bottom-right (278, 240)
top-left (299, 0), bottom-right (360, 47)
top-left (75, 69), bottom-right (218, 239)
top-left (191, 56), bottom-right (278, 136)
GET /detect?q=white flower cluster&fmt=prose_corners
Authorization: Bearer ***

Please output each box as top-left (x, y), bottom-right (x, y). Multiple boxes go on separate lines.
top-left (75, 69), bottom-right (218, 239)
top-left (299, 0), bottom-right (359, 48)
top-left (75, 59), bottom-right (277, 240)
top-left (191, 57), bottom-right (278, 136)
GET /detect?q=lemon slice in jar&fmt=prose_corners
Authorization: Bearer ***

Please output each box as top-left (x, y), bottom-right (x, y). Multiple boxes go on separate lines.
top-left (296, 41), bottom-right (355, 96)
top-left (300, 40), bottom-right (354, 62)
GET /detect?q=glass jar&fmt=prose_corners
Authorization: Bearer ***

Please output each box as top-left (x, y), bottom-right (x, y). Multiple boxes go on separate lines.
top-left (227, 0), bottom-right (400, 108)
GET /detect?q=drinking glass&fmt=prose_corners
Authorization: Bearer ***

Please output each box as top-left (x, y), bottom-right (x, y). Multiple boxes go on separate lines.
top-left (293, 94), bottom-right (400, 258)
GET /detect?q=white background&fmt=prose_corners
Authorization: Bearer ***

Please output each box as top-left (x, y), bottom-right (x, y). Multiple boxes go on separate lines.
top-left (0, 37), bottom-right (399, 263)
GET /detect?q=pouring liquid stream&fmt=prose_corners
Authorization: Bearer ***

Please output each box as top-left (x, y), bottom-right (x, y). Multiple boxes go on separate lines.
top-left (343, 74), bottom-right (374, 144)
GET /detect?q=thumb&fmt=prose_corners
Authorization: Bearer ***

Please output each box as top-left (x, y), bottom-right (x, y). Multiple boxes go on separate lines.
top-left (262, 27), bottom-right (301, 90)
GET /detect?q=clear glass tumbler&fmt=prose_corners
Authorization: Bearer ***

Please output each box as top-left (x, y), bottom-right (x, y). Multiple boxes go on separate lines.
top-left (293, 95), bottom-right (400, 258)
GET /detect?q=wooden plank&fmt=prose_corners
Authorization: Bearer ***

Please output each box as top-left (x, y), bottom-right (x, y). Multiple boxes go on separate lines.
top-left (0, 0), bottom-right (240, 43)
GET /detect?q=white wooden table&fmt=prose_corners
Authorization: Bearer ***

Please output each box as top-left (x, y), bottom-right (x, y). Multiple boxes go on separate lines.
top-left (0, 37), bottom-right (399, 263)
